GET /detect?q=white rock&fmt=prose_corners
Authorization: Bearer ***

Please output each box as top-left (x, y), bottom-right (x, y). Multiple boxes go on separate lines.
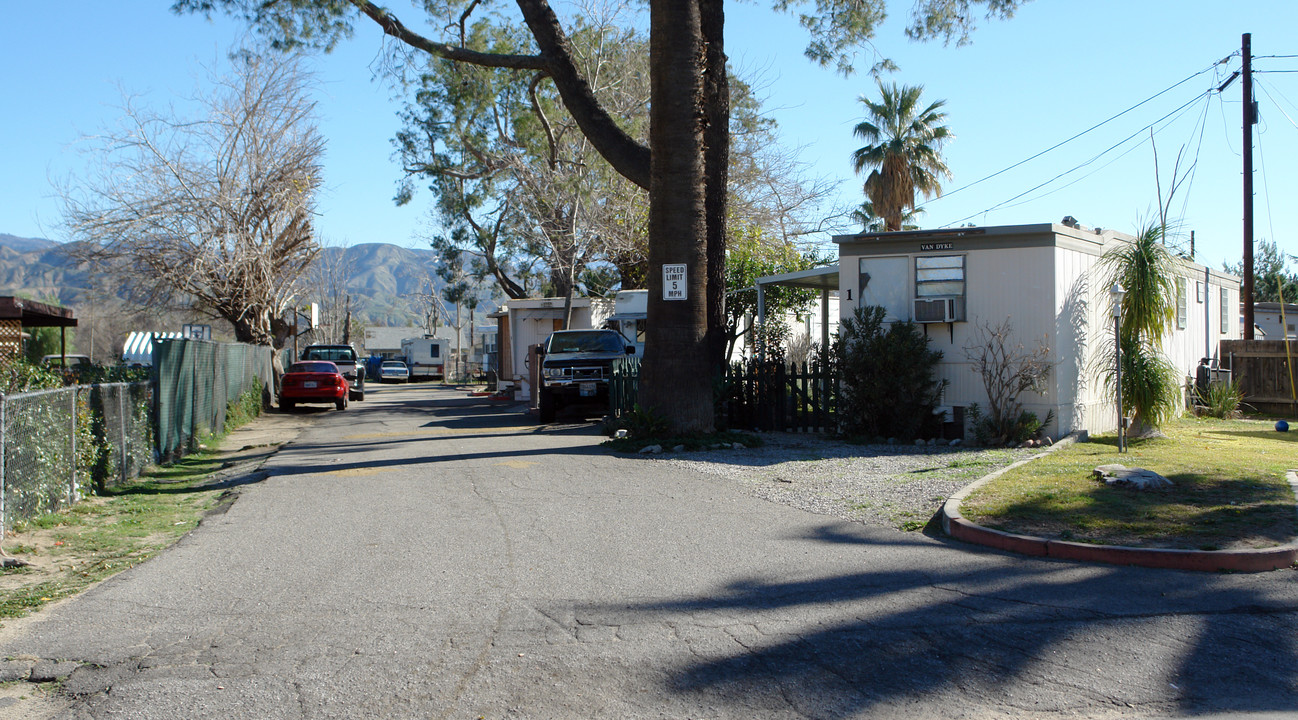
top-left (672, 444), bottom-right (686, 453)
top-left (614, 429), bottom-right (628, 439)
top-left (638, 444), bottom-right (663, 454)
top-left (1093, 464), bottom-right (1173, 490)
top-left (949, 438), bottom-right (962, 446)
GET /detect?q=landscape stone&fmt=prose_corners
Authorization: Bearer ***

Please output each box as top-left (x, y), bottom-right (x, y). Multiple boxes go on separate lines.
top-left (638, 444), bottom-right (662, 454)
top-left (1093, 464), bottom-right (1173, 490)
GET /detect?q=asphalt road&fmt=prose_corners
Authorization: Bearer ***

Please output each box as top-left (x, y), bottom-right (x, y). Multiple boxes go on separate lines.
top-left (2, 384), bottom-right (1296, 719)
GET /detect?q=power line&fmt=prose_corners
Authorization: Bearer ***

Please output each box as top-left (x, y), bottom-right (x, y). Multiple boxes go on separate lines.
top-left (914, 60), bottom-right (1230, 209)
top-left (1256, 78), bottom-right (1298, 132)
top-left (940, 90), bottom-right (1214, 227)
top-left (1170, 91), bottom-right (1216, 242)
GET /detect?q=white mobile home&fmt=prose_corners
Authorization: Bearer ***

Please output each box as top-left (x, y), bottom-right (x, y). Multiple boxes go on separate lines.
top-left (604, 289), bottom-right (647, 357)
top-left (1254, 302), bottom-right (1298, 340)
top-left (834, 222), bottom-right (1242, 439)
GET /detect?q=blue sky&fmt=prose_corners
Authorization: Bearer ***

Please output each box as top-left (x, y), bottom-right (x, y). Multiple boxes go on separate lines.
top-left (3, 1), bottom-right (1296, 271)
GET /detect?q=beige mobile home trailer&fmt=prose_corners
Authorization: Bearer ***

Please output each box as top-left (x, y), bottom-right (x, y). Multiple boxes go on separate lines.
top-left (834, 222), bottom-right (1242, 439)
top-left (495, 297), bottom-right (613, 402)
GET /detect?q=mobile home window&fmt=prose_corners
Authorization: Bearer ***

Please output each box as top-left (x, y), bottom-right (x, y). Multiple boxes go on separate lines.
top-left (1220, 287), bottom-right (1229, 333)
top-left (915, 255), bottom-right (966, 298)
top-left (1175, 278), bottom-right (1187, 330)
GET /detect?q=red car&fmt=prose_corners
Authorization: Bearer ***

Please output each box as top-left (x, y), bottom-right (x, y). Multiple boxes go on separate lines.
top-left (280, 361), bottom-right (349, 411)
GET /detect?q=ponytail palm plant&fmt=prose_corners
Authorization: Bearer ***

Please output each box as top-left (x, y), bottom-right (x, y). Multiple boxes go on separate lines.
top-left (1094, 222), bottom-right (1182, 435)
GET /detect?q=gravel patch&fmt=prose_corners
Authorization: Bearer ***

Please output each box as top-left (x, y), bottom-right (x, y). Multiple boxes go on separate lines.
top-left (645, 433), bottom-right (1041, 531)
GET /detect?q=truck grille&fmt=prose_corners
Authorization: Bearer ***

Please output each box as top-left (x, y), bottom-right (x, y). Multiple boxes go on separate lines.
top-left (546, 363), bottom-right (610, 381)
top-left (569, 366), bottom-right (605, 381)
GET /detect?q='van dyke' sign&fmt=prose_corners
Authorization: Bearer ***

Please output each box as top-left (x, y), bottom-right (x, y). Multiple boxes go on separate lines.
top-left (919, 242), bottom-right (953, 251)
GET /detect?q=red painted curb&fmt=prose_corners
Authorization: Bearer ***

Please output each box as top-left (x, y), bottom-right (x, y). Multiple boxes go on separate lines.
top-left (943, 508), bottom-right (1298, 573)
top-left (1045, 538), bottom-right (1298, 573)
top-left (946, 517), bottom-right (1049, 557)
top-left (940, 451), bottom-right (1298, 573)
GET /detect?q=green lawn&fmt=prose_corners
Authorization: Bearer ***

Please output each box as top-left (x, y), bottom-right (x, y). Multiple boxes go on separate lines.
top-left (959, 416), bottom-right (1298, 551)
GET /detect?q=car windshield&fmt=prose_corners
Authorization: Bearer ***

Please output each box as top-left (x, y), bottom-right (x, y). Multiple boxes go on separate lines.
top-left (289, 362), bottom-right (337, 374)
top-left (302, 348), bottom-right (355, 363)
top-left (547, 331), bottom-right (624, 354)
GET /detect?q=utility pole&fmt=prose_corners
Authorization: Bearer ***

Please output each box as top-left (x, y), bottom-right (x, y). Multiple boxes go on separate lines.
top-left (1243, 32), bottom-right (1256, 339)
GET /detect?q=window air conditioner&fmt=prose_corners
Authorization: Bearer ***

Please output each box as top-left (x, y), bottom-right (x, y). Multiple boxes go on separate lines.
top-left (913, 297), bottom-right (965, 323)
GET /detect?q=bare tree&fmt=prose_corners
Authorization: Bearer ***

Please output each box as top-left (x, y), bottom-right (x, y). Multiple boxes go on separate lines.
top-left (60, 50), bottom-right (325, 355)
top-left (305, 244), bottom-right (359, 345)
top-left (404, 270), bottom-right (447, 337)
top-left (963, 319), bottom-right (1053, 444)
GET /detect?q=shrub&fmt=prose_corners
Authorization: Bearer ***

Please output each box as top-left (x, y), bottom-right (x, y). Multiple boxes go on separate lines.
top-left (837, 305), bottom-right (945, 440)
top-left (224, 379), bottom-right (264, 434)
top-left (968, 404), bottom-right (1056, 445)
top-left (1, 358), bottom-right (64, 394)
top-left (1200, 379), bottom-right (1245, 419)
top-left (618, 404), bottom-right (672, 440)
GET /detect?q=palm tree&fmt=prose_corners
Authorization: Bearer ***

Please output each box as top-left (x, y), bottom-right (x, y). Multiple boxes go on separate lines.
top-left (1096, 221), bottom-right (1182, 435)
top-left (850, 81), bottom-right (953, 232)
top-left (851, 200), bottom-right (924, 233)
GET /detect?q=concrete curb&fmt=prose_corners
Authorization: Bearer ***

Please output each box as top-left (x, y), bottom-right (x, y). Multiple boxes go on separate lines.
top-left (940, 436), bottom-right (1298, 573)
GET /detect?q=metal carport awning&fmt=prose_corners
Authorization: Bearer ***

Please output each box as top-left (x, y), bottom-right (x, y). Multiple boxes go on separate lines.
top-left (754, 264), bottom-right (839, 361)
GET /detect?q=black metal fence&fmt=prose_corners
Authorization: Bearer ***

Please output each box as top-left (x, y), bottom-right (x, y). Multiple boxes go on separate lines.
top-left (611, 358), bottom-right (838, 433)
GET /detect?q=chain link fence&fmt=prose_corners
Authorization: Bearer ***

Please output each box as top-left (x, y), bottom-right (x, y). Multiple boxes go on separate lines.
top-left (1, 381), bottom-right (152, 538)
top-left (155, 338), bottom-right (273, 461)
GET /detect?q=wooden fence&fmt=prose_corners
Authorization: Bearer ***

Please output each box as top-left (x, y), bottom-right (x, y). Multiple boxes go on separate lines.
top-left (611, 358), bottom-right (838, 433)
top-left (1219, 339), bottom-right (1298, 416)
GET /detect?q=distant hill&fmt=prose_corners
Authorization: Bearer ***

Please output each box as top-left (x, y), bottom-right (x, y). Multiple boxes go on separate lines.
top-left (0, 234), bottom-right (498, 328)
top-left (0, 234), bottom-right (56, 254)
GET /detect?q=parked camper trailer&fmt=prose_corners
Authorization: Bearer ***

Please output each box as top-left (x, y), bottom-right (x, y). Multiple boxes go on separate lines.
top-left (401, 337), bottom-right (449, 381)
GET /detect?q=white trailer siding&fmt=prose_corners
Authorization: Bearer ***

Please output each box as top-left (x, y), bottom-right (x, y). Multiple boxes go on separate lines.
top-left (834, 223), bottom-right (1242, 440)
top-left (401, 337), bottom-right (449, 381)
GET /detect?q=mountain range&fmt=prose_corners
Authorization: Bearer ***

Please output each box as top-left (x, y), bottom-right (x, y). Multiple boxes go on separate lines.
top-left (0, 233), bottom-right (486, 331)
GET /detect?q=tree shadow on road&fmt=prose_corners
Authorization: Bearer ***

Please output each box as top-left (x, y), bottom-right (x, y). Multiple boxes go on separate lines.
top-left (585, 555), bottom-right (1298, 717)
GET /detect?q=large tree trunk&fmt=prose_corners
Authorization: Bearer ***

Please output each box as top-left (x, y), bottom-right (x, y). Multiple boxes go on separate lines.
top-left (701, 0), bottom-right (729, 371)
top-left (640, 0), bottom-right (713, 433)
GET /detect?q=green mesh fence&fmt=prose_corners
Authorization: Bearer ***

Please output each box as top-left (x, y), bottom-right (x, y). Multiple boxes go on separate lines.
top-left (155, 338), bottom-right (273, 460)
